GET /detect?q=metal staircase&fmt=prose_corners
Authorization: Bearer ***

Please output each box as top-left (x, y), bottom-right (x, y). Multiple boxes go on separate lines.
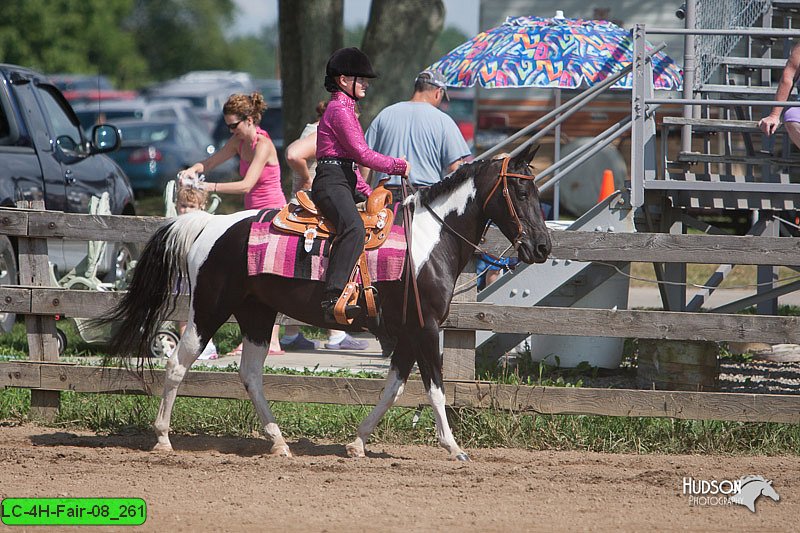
top-left (474, 0), bottom-right (800, 365)
top-left (475, 190), bottom-right (634, 367)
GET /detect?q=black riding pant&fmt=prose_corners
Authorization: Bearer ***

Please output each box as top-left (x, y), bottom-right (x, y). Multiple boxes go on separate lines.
top-left (312, 161), bottom-right (366, 300)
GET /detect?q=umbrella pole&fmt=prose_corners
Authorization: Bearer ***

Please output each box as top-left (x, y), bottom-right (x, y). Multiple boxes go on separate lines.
top-left (553, 88), bottom-right (561, 221)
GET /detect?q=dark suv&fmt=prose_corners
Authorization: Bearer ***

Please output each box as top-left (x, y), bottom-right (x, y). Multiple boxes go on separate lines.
top-left (0, 64), bottom-right (136, 332)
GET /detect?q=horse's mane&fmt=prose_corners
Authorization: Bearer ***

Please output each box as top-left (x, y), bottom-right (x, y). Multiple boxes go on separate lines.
top-left (418, 158), bottom-right (492, 205)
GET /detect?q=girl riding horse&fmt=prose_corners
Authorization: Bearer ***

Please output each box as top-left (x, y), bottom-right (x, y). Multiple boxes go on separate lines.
top-left (314, 47), bottom-right (410, 324)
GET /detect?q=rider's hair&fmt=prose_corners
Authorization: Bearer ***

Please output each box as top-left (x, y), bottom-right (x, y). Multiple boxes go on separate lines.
top-left (324, 75), bottom-right (340, 93)
top-left (223, 92), bottom-right (267, 123)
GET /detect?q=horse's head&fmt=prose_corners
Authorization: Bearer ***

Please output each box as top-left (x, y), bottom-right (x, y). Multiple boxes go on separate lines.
top-left (761, 480), bottom-right (780, 502)
top-left (479, 144), bottom-right (551, 264)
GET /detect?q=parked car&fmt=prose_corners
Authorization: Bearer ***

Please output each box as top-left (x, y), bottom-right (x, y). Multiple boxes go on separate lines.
top-left (108, 118), bottom-right (236, 193)
top-left (48, 74), bottom-right (138, 105)
top-left (145, 79), bottom-right (244, 132)
top-left (211, 79), bottom-right (283, 155)
top-left (177, 70), bottom-right (254, 92)
top-left (72, 98), bottom-right (207, 134)
top-left (0, 64), bottom-right (136, 331)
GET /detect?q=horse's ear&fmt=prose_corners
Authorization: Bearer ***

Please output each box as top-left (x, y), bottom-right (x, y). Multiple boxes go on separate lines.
top-left (511, 143), bottom-right (540, 166)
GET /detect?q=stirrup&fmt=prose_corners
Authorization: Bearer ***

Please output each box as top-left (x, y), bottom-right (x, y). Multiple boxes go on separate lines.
top-left (332, 282), bottom-right (361, 325)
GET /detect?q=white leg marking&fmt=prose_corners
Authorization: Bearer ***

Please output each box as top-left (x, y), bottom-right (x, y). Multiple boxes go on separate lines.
top-left (428, 384), bottom-right (469, 461)
top-left (238, 338), bottom-right (291, 457)
top-left (346, 368), bottom-right (406, 458)
top-left (153, 319), bottom-right (203, 452)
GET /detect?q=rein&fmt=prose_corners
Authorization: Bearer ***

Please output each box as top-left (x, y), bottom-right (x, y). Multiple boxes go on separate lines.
top-left (421, 156), bottom-right (534, 258)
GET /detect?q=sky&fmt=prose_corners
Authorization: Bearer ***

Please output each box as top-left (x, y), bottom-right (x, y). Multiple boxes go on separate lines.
top-left (231, 0), bottom-right (480, 37)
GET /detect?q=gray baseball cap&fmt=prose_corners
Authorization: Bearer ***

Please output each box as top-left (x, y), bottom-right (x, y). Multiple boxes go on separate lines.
top-left (415, 69), bottom-right (449, 100)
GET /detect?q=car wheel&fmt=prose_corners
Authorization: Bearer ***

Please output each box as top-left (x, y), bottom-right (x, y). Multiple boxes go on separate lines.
top-left (150, 329), bottom-right (180, 359)
top-left (106, 242), bottom-right (139, 288)
top-left (0, 235), bottom-right (18, 333)
top-left (55, 328), bottom-right (67, 356)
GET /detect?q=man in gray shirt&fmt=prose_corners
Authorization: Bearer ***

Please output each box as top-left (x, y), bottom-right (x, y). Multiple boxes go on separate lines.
top-left (365, 69), bottom-right (471, 188)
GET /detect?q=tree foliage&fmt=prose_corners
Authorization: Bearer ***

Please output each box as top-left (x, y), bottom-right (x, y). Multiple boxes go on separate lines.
top-left (125, 0), bottom-right (242, 82)
top-left (0, 0), bottom-right (147, 86)
top-left (359, 0), bottom-right (445, 124)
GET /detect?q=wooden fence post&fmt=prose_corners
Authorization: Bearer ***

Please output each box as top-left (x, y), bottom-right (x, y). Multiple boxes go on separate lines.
top-left (16, 201), bottom-right (60, 420)
top-left (442, 257), bottom-right (477, 380)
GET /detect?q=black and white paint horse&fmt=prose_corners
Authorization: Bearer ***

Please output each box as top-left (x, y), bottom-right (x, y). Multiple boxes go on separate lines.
top-left (103, 145), bottom-right (551, 461)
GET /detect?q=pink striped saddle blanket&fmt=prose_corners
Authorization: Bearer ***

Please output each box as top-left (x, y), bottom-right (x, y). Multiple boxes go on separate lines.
top-left (247, 208), bottom-right (406, 282)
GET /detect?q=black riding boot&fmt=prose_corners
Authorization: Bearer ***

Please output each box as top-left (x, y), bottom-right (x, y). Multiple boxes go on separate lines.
top-left (321, 298), bottom-right (361, 324)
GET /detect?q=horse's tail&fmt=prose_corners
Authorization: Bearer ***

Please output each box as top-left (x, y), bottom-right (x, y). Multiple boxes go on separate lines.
top-left (100, 211), bottom-right (214, 358)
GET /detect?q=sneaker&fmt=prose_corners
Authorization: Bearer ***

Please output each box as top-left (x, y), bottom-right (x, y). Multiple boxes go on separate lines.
top-left (197, 340), bottom-right (219, 360)
top-left (325, 334), bottom-right (369, 350)
top-left (280, 333), bottom-right (318, 351)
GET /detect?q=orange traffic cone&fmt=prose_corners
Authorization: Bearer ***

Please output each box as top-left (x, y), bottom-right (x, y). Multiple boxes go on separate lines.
top-left (598, 169), bottom-right (615, 202)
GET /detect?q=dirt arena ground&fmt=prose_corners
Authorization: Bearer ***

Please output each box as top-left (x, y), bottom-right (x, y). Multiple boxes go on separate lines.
top-left (0, 423), bottom-right (795, 532)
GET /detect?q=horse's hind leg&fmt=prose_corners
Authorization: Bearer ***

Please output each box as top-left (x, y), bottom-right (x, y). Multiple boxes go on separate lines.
top-left (346, 340), bottom-right (416, 458)
top-left (236, 308), bottom-right (291, 457)
top-left (153, 313), bottom-right (207, 452)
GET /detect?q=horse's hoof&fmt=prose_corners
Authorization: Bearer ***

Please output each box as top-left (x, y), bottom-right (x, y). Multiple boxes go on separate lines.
top-left (270, 445), bottom-right (292, 457)
top-left (152, 442), bottom-right (173, 453)
top-left (345, 443), bottom-right (365, 458)
top-left (455, 452), bottom-right (470, 462)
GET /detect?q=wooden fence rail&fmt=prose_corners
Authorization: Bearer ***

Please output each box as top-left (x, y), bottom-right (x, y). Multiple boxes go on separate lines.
top-left (2, 207), bottom-right (800, 424)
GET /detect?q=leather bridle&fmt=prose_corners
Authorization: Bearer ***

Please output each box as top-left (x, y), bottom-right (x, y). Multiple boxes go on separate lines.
top-left (401, 156), bottom-right (537, 328)
top-left (481, 156), bottom-right (538, 249)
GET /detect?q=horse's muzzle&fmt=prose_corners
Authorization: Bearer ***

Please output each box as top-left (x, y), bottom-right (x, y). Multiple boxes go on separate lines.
top-left (517, 236), bottom-right (551, 264)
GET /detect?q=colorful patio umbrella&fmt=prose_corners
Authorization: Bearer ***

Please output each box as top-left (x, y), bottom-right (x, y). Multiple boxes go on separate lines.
top-left (428, 16), bottom-right (683, 90)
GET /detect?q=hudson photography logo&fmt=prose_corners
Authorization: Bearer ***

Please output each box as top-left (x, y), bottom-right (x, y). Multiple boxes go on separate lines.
top-left (682, 475), bottom-right (780, 512)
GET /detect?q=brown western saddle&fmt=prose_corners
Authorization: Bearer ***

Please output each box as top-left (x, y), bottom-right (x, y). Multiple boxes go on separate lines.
top-left (271, 181), bottom-right (395, 326)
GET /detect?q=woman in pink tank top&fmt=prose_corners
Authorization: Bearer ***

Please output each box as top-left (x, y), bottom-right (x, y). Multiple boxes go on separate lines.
top-left (180, 92), bottom-right (286, 210)
top-left (179, 91), bottom-right (287, 356)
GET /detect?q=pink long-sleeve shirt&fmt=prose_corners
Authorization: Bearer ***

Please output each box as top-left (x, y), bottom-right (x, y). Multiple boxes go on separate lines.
top-left (316, 91), bottom-right (407, 196)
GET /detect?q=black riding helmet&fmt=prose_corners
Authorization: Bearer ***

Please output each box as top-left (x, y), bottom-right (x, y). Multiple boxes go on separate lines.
top-left (325, 47), bottom-right (377, 99)
top-left (326, 47), bottom-right (377, 78)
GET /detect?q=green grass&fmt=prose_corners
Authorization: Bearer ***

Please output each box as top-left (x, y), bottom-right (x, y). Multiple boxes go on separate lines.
top-left (2, 388), bottom-right (799, 455)
top-left (630, 262), bottom-right (800, 290)
top-left (4, 306), bottom-right (800, 455)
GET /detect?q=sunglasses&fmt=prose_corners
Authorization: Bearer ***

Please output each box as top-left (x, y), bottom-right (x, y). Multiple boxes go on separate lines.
top-left (226, 119), bottom-right (243, 131)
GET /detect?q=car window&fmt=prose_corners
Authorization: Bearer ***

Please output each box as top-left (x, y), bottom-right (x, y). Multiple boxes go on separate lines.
top-left (187, 122), bottom-right (212, 148)
top-left (119, 124), bottom-right (173, 143)
top-left (36, 86), bottom-right (82, 142)
top-left (0, 98), bottom-right (10, 145)
top-left (151, 108), bottom-right (178, 119)
top-left (174, 124), bottom-right (196, 148)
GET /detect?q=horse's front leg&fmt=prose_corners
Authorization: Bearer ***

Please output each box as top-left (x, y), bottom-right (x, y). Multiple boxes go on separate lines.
top-left (153, 320), bottom-right (204, 452)
top-left (346, 365), bottom-right (410, 458)
top-left (416, 327), bottom-right (469, 461)
top-left (238, 337), bottom-right (292, 457)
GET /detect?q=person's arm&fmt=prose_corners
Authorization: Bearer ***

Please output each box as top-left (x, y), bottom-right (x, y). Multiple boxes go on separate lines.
top-left (760, 44), bottom-right (800, 135)
top-left (446, 158), bottom-right (466, 175)
top-left (359, 165), bottom-right (375, 187)
top-left (441, 115), bottom-right (473, 176)
top-left (329, 104), bottom-right (408, 176)
top-left (285, 133), bottom-right (316, 193)
top-left (215, 136), bottom-right (275, 195)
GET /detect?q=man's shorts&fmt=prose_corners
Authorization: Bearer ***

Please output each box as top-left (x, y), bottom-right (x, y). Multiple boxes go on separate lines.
top-left (784, 105), bottom-right (800, 122)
